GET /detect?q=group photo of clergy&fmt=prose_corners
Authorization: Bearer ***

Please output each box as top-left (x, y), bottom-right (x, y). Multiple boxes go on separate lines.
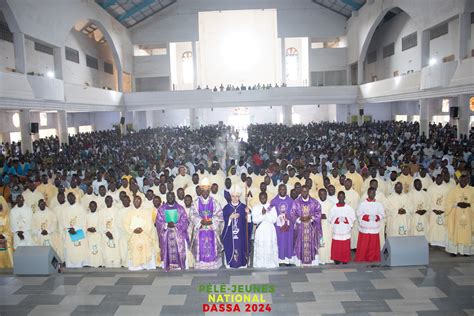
top-left (0, 120), bottom-right (472, 271)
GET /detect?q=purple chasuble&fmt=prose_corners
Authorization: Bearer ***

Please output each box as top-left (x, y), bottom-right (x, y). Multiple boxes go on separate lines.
top-left (290, 196), bottom-right (322, 264)
top-left (196, 197), bottom-right (218, 264)
top-left (270, 195), bottom-right (295, 260)
top-left (156, 203), bottom-right (188, 271)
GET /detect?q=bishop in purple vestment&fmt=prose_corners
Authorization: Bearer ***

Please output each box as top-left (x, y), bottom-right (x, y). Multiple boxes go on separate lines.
top-left (190, 178), bottom-right (224, 269)
top-left (290, 185), bottom-right (322, 266)
top-left (222, 184), bottom-right (252, 268)
top-left (270, 184), bottom-right (296, 265)
top-left (156, 192), bottom-right (188, 271)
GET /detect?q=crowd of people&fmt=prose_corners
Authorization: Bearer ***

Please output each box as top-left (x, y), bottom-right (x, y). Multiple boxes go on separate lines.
top-left (196, 82), bottom-right (287, 92)
top-left (0, 120), bottom-right (472, 271)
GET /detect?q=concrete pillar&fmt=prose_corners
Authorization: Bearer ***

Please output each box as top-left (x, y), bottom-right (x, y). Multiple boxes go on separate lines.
top-left (419, 98), bottom-right (431, 137)
top-left (146, 110), bottom-right (154, 128)
top-left (346, 65), bottom-right (352, 86)
top-left (57, 110), bottom-right (68, 145)
top-left (119, 110), bottom-right (126, 135)
top-left (189, 108), bottom-right (198, 129)
top-left (457, 94), bottom-right (471, 138)
top-left (192, 41), bottom-right (198, 89)
top-left (420, 29), bottom-right (430, 68)
top-left (132, 111), bottom-right (140, 131)
top-left (167, 42), bottom-right (172, 91)
top-left (357, 103), bottom-right (364, 126)
top-left (282, 105), bottom-right (292, 126)
top-left (117, 69), bottom-right (123, 93)
top-left (457, 12), bottom-right (471, 61)
top-left (19, 110), bottom-right (32, 154)
top-left (13, 32), bottom-right (26, 74)
top-left (281, 37), bottom-right (286, 85)
top-left (53, 47), bottom-right (63, 80)
top-left (357, 59), bottom-right (364, 84)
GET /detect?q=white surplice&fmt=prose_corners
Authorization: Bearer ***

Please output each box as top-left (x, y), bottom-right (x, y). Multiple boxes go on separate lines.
top-left (252, 203), bottom-right (279, 268)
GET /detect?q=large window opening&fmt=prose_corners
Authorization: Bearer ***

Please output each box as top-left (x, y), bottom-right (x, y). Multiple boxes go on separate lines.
top-left (198, 9), bottom-right (279, 88)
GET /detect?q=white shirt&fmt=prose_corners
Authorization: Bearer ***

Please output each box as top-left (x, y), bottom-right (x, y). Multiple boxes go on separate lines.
top-left (357, 199), bottom-right (385, 234)
top-left (328, 204), bottom-right (355, 240)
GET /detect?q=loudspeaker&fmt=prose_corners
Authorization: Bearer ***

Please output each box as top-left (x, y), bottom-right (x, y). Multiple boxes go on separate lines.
top-left (13, 246), bottom-right (61, 275)
top-left (120, 116), bottom-right (125, 125)
top-left (359, 109), bottom-right (364, 116)
top-left (381, 236), bottom-right (429, 267)
top-left (30, 122), bottom-right (39, 134)
top-left (449, 106), bottom-right (459, 118)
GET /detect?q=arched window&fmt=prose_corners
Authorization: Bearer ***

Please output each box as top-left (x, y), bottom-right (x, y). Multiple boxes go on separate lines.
top-left (182, 51), bottom-right (193, 84)
top-left (285, 47), bottom-right (298, 82)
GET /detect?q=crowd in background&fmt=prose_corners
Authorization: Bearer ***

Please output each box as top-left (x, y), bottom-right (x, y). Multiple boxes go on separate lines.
top-left (0, 121), bottom-right (472, 270)
top-left (196, 82), bottom-right (287, 92)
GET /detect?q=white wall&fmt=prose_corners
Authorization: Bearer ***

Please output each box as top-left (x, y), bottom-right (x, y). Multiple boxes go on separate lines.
top-left (364, 11), bottom-right (420, 82)
top-left (130, 0), bottom-right (346, 88)
top-left (429, 17), bottom-right (460, 63)
top-left (64, 30), bottom-right (117, 90)
top-left (309, 48), bottom-right (347, 72)
top-left (131, 0), bottom-right (347, 44)
top-left (4, 0), bottom-right (133, 74)
top-left (0, 111), bottom-right (59, 143)
top-left (0, 35), bottom-right (14, 71)
top-left (347, 0), bottom-right (465, 64)
top-left (67, 111), bottom-right (120, 131)
top-left (133, 55), bottom-right (171, 78)
top-left (24, 38), bottom-right (54, 75)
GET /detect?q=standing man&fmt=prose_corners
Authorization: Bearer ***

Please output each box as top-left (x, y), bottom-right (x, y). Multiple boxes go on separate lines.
top-left (252, 192), bottom-right (278, 268)
top-left (270, 184), bottom-right (296, 266)
top-left (123, 196), bottom-right (156, 271)
top-left (290, 185), bottom-right (322, 266)
top-left (0, 203), bottom-right (13, 268)
top-left (426, 175), bottom-right (449, 247)
top-left (355, 188), bottom-right (384, 262)
top-left (156, 192), bottom-right (188, 271)
top-left (86, 201), bottom-right (103, 268)
top-left (61, 193), bottom-right (89, 268)
top-left (190, 178), bottom-right (224, 269)
top-left (445, 175), bottom-right (473, 256)
top-left (10, 195), bottom-right (33, 249)
top-left (329, 191), bottom-right (355, 264)
top-left (222, 185), bottom-right (252, 268)
top-left (31, 199), bottom-right (60, 254)
top-left (409, 179), bottom-right (429, 237)
top-left (317, 188), bottom-right (334, 264)
top-left (98, 196), bottom-right (122, 268)
top-left (385, 182), bottom-right (413, 237)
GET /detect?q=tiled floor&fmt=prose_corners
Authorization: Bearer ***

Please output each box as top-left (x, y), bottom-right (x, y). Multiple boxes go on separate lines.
top-left (0, 248), bottom-right (473, 315)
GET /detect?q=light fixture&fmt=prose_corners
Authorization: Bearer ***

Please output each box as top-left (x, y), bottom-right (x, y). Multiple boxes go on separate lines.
top-left (46, 71), bottom-right (55, 78)
top-left (429, 58), bottom-right (438, 66)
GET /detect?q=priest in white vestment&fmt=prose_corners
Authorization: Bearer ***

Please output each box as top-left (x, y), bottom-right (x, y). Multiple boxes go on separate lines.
top-left (252, 192), bottom-right (278, 268)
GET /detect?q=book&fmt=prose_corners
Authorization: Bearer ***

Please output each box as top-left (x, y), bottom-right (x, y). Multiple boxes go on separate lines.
top-left (69, 229), bottom-right (85, 242)
top-left (165, 209), bottom-right (178, 223)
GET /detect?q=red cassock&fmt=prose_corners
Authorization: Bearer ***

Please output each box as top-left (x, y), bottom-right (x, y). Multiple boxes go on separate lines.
top-left (355, 214), bottom-right (381, 262)
top-left (330, 217), bottom-right (351, 263)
